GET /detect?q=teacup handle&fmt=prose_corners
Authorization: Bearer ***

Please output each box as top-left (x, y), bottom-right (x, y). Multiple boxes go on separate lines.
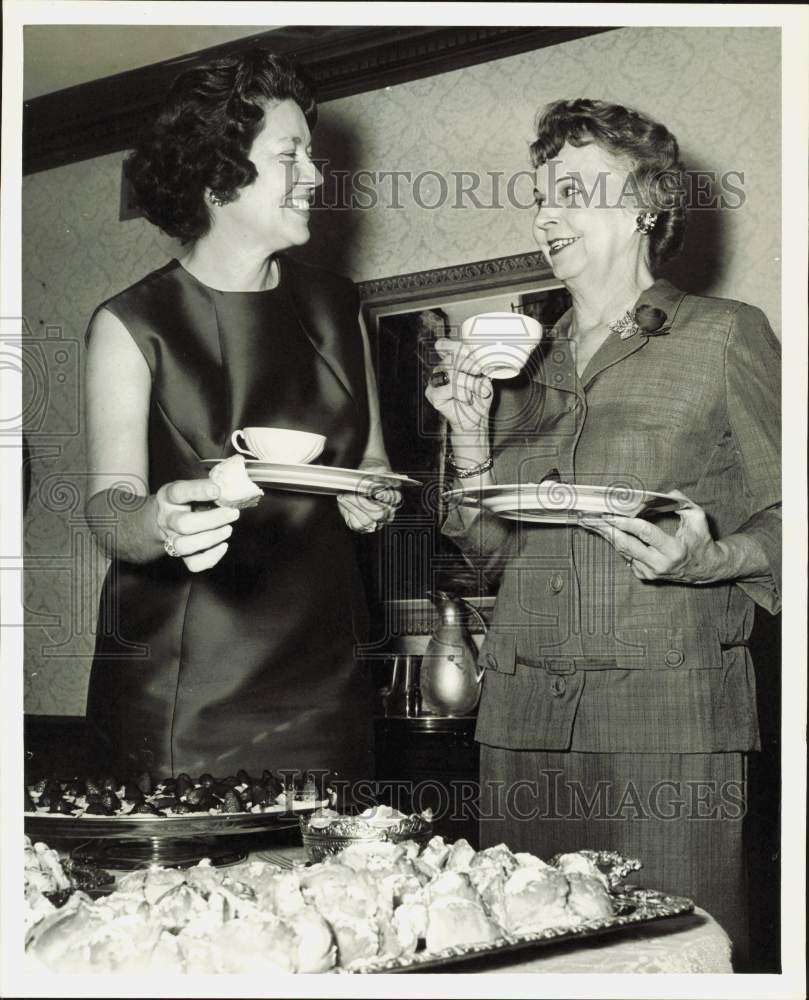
top-left (231, 430), bottom-right (257, 459)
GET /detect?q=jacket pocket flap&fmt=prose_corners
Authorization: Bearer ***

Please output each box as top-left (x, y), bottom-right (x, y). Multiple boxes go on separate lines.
top-left (477, 631), bottom-right (517, 676)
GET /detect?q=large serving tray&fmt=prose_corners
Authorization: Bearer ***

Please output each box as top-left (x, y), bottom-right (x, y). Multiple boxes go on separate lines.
top-left (354, 889), bottom-right (695, 974)
top-left (24, 801), bottom-right (326, 868)
top-left (24, 839), bottom-right (696, 972)
top-left (24, 800), bottom-right (324, 840)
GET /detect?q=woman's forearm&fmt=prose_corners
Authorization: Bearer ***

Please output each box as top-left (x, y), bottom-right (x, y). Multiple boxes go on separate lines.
top-left (87, 480), bottom-right (237, 572)
top-left (85, 488), bottom-right (165, 564)
top-left (448, 429), bottom-right (492, 475)
top-left (444, 428), bottom-right (498, 533)
top-left (711, 532), bottom-right (771, 584)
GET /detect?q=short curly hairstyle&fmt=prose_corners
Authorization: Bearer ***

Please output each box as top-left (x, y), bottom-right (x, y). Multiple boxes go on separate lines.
top-left (530, 99), bottom-right (687, 268)
top-left (126, 49), bottom-right (317, 244)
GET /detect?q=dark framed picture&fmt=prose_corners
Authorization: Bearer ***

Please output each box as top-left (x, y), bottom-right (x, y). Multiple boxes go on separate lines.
top-left (357, 252), bottom-right (570, 643)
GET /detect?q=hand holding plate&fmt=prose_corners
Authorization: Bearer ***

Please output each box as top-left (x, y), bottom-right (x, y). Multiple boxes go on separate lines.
top-left (337, 493), bottom-right (398, 533)
top-left (336, 468), bottom-right (402, 533)
top-left (155, 479), bottom-right (240, 572)
top-left (580, 490), bottom-right (729, 583)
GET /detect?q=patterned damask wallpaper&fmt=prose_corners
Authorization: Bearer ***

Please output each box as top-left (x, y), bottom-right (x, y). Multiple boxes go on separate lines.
top-left (21, 26), bottom-right (780, 715)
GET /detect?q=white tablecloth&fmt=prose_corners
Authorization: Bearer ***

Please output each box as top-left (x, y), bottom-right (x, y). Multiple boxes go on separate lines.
top-left (478, 908), bottom-right (731, 974)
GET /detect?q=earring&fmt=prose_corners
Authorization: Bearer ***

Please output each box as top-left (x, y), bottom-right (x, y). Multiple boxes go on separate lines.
top-left (636, 212), bottom-right (658, 235)
top-left (207, 191), bottom-right (227, 208)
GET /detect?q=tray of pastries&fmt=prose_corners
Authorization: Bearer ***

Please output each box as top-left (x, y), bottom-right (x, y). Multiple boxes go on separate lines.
top-left (24, 768), bottom-right (330, 867)
top-left (24, 828), bottom-right (694, 974)
top-left (24, 768), bottom-right (328, 839)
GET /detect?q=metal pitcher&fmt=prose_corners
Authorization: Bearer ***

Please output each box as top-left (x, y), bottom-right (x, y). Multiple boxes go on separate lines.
top-left (420, 590), bottom-right (488, 716)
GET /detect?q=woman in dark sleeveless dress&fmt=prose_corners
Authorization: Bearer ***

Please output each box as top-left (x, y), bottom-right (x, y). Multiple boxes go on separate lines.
top-left (84, 51), bottom-right (397, 787)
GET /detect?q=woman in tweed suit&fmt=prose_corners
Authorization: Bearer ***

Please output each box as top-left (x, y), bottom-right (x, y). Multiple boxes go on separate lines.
top-left (425, 99), bottom-right (780, 966)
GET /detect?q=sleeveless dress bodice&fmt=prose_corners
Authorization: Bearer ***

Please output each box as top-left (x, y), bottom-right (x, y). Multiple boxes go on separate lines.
top-left (86, 257), bottom-right (373, 782)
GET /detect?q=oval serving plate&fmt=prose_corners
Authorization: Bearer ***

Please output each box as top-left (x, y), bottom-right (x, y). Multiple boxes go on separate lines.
top-left (445, 482), bottom-right (684, 519)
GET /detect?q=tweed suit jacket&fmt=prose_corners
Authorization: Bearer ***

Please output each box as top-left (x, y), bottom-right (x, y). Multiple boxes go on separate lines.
top-left (443, 279), bottom-right (781, 753)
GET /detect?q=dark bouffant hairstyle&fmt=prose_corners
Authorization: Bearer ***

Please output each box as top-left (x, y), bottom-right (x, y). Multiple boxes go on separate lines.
top-left (126, 50), bottom-right (317, 244)
top-left (530, 99), bottom-right (687, 268)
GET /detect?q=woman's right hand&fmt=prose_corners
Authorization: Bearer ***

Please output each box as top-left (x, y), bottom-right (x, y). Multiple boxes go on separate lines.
top-left (424, 338), bottom-right (494, 439)
top-left (155, 479), bottom-right (240, 573)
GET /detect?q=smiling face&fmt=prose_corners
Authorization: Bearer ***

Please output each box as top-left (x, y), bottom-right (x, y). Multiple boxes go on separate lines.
top-left (217, 98), bottom-right (322, 254)
top-left (532, 141), bottom-right (641, 287)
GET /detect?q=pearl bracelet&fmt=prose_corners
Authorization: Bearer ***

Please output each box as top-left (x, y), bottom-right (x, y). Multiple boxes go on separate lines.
top-left (447, 453), bottom-right (494, 479)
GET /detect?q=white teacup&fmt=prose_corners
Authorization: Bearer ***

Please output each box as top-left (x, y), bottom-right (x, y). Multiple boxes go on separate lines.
top-left (230, 427), bottom-right (326, 464)
top-left (460, 312), bottom-right (542, 378)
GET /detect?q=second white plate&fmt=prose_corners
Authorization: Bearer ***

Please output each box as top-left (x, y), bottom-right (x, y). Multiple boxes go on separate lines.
top-left (444, 482), bottom-right (683, 520)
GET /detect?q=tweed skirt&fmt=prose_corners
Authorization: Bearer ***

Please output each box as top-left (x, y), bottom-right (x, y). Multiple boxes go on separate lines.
top-left (478, 746), bottom-right (748, 965)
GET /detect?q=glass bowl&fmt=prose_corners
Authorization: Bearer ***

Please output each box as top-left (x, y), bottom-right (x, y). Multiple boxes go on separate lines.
top-left (300, 811), bottom-right (433, 862)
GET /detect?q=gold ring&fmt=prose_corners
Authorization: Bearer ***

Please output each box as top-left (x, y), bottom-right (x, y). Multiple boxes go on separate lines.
top-left (429, 369), bottom-right (450, 388)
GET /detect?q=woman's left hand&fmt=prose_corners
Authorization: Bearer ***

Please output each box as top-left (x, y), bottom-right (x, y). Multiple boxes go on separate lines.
top-left (336, 465), bottom-right (401, 534)
top-left (580, 490), bottom-right (729, 584)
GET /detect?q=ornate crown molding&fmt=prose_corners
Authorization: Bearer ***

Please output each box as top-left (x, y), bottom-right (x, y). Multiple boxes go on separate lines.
top-left (23, 25), bottom-right (613, 175)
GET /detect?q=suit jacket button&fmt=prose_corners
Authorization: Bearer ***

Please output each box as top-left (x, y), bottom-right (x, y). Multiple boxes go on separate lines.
top-left (549, 573), bottom-right (564, 593)
top-left (551, 676), bottom-right (566, 697)
top-left (665, 648), bottom-right (685, 667)
top-left (485, 652), bottom-right (498, 671)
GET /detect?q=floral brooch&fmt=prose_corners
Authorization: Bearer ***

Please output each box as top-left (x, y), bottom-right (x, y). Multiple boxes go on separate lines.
top-left (609, 305), bottom-right (670, 340)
